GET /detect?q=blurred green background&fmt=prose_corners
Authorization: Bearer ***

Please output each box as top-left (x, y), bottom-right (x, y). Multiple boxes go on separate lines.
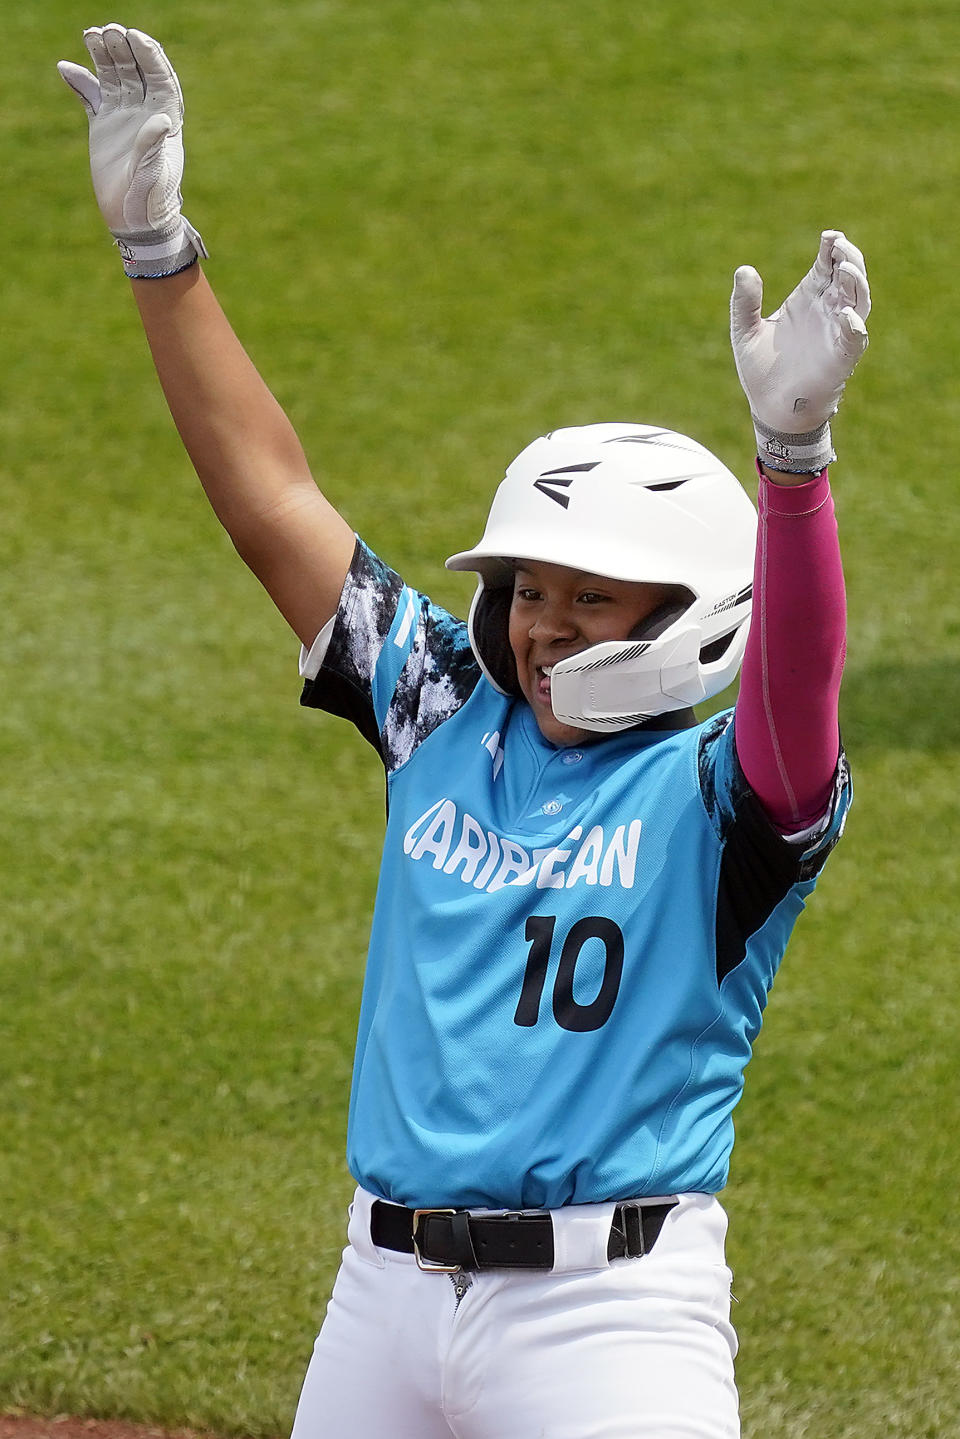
top-left (1, 2), bottom-right (957, 1435)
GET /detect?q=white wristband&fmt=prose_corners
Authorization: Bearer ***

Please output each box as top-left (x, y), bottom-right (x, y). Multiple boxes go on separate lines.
top-left (114, 217), bottom-right (208, 279)
top-left (752, 415), bottom-right (835, 474)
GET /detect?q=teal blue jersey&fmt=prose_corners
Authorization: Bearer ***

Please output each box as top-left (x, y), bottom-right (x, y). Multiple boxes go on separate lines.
top-left (301, 542), bottom-right (851, 1209)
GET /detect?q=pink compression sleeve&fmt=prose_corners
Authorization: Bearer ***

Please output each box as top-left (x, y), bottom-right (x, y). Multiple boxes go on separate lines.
top-left (734, 468), bottom-right (846, 834)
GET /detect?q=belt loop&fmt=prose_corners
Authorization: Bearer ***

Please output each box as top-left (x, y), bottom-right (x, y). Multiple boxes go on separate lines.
top-left (550, 1202), bottom-right (616, 1274)
top-left (350, 1189), bottom-right (387, 1267)
top-left (622, 1203), bottom-right (645, 1258)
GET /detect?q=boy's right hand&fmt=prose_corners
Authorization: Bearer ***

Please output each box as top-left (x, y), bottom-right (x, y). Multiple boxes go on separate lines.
top-left (58, 25), bottom-right (207, 278)
top-left (730, 230), bottom-right (870, 474)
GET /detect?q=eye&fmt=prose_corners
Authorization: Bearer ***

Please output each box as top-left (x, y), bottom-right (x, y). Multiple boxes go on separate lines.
top-left (514, 586), bottom-right (542, 603)
top-left (577, 591), bottom-right (610, 605)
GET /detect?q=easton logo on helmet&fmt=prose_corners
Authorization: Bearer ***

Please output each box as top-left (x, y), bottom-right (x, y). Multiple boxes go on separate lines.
top-left (533, 461), bottom-right (600, 508)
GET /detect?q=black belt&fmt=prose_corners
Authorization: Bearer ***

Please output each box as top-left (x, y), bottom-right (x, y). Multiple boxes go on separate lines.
top-left (370, 1198), bottom-right (678, 1272)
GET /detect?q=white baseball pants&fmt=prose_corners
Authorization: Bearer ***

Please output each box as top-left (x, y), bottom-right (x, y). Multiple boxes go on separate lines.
top-left (290, 1188), bottom-right (740, 1439)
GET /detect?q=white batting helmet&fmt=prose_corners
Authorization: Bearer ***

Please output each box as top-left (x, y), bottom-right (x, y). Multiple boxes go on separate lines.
top-left (445, 422), bottom-right (758, 731)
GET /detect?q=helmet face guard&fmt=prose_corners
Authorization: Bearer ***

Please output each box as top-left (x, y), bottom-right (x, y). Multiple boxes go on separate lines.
top-left (446, 423), bottom-right (757, 733)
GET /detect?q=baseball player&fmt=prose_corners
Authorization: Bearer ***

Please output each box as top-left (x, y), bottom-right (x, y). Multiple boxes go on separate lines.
top-left (59, 25), bottom-right (870, 1439)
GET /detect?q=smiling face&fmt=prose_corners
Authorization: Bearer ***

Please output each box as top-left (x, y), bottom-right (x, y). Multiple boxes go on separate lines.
top-left (507, 559), bottom-right (677, 746)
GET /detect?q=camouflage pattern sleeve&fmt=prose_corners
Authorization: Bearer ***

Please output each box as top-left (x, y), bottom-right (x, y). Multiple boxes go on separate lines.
top-left (300, 539), bottom-right (481, 772)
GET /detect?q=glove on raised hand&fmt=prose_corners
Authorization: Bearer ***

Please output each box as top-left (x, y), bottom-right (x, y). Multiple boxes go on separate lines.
top-left (58, 25), bottom-right (207, 279)
top-left (730, 230), bottom-right (870, 472)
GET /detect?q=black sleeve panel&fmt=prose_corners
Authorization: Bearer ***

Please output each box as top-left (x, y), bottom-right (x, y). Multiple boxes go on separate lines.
top-left (700, 713), bottom-right (850, 987)
top-left (714, 787), bottom-right (807, 985)
top-left (306, 665), bottom-right (385, 760)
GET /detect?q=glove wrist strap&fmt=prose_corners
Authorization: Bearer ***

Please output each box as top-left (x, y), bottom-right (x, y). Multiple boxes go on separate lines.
top-left (752, 415), bottom-right (835, 473)
top-left (113, 217), bottom-right (208, 279)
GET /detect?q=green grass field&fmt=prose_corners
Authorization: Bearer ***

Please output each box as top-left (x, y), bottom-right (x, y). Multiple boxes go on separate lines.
top-left (2, 1), bottom-right (958, 1435)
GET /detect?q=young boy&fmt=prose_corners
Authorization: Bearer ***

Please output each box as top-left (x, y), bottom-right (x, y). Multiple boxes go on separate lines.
top-left (59, 25), bottom-right (870, 1438)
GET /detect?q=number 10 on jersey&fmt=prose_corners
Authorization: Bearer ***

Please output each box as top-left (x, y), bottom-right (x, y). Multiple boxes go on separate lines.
top-left (514, 915), bottom-right (625, 1033)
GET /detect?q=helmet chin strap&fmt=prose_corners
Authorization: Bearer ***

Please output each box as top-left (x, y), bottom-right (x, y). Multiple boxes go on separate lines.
top-left (546, 594), bottom-right (694, 729)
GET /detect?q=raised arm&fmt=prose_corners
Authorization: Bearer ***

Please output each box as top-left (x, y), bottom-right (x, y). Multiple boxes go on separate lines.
top-left (58, 25), bottom-right (354, 647)
top-left (729, 231), bottom-right (871, 832)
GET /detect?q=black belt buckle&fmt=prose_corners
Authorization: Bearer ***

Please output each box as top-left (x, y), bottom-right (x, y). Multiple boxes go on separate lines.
top-left (412, 1208), bottom-right (460, 1272)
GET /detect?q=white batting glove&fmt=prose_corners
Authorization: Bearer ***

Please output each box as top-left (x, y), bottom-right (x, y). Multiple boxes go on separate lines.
top-left (58, 25), bottom-right (207, 279)
top-left (730, 231), bottom-right (870, 472)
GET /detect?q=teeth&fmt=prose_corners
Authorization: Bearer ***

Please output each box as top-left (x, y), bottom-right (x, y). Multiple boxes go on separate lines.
top-left (541, 666), bottom-right (554, 677)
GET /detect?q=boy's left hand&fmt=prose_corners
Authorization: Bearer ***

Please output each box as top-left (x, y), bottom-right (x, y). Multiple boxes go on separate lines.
top-left (731, 230), bottom-right (870, 473)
